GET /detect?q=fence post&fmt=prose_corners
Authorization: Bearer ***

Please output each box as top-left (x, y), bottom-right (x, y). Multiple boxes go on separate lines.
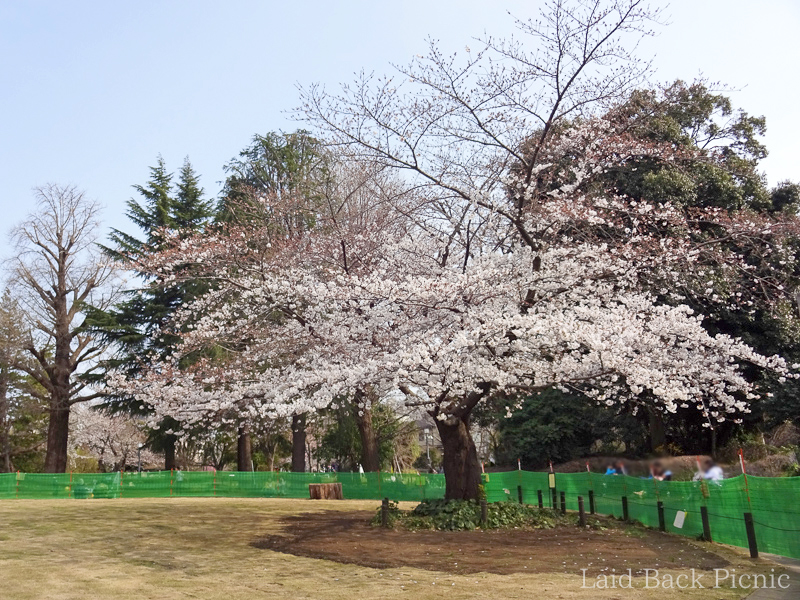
top-left (480, 498), bottom-right (488, 527)
top-left (657, 501), bottom-right (666, 532)
top-left (560, 491), bottom-right (566, 514)
top-left (588, 490), bottom-right (595, 515)
top-left (537, 489), bottom-right (543, 509)
top-left (622, 496), bottom-right (629, 522)
top-left (551, 487), bottom-right (557, 509)
top-left (517, 485), bottom-right (523, 504)
top-left (381, 497), bottom-right (389, 528)
top-left (578, 496), bottom-right (587, 527)
top-left (700, 506), bottom-right (712, 542)
top-left (743, 512), bottom-right (758, 558)
top-left (170, 468), bottom-right (174, 497)
top-left (119, 470), bottom-right (123, 499)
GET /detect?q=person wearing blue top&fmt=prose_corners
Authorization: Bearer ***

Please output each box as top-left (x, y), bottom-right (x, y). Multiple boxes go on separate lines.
top-left (693, 457), bottom-right (724, 481)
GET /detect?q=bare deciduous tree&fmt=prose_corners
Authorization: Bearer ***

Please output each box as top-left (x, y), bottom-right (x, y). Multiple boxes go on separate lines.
top-left (9, 184), bottom-right (115, 473)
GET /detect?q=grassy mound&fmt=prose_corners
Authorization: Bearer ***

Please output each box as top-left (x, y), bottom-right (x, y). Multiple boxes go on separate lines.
top-left (372, 499), bottom-right (604, 531)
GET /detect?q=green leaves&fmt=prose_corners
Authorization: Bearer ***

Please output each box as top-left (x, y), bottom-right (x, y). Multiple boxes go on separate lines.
top-left (374, 499), bottom-right (571, 531)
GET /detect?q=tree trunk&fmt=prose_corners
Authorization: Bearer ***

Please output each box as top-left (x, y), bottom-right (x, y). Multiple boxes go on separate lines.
top-left (434, 411), bottom-right (482, 500)
top-left (711, 428), bottom-right (717, 459)
top-left (43, 404), bottom-right (70, 473)
top-left (0, 382), bottom-right (10, 473)
top-left (237, 424), bottom-right (252, 471)
top-left (308, 483), bottom-right (343, 499)
top-left (291, 413), bottom-right (306, 472)
top-left (647, 407), bottom-right (667, 453)
top-left (164, 434), bottom-right (177, 471)
top-left (353, 399), bottom-right (380, 472)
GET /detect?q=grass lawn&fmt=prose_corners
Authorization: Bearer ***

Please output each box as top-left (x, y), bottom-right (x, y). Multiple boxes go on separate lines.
top-left (0, 497), bottom-right (777, 599)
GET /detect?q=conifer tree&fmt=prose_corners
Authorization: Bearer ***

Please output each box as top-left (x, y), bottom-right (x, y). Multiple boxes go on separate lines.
top-left (86, 156), bottom-right (213, 469)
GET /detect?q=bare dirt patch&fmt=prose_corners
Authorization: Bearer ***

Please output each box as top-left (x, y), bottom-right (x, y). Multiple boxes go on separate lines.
top-left (253, 510), bottom-right (730, 575)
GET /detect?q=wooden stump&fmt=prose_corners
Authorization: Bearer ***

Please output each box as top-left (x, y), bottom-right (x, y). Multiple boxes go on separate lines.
top-left (308, 482), bottom-right (344, 500)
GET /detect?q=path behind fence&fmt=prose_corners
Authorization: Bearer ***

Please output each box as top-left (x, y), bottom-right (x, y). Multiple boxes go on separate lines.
top-left (2, 469), bottom-right (798, 561)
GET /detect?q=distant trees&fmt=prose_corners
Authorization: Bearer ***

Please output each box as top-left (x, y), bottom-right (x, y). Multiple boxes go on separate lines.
top-left (0, 291), bottom-right (47, 472)
top-left (316, 403), bottom-right (418, 472)
top-left (539, 80), bottom-right (800, 454)
top-left (69, 404), bottom-right (152, 472)
top-left (8, 185), bottom-right (114, 472)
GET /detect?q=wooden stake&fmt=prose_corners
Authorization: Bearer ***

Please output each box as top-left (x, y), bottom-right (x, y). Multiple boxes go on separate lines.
top-left (700, 506), bottom-right (712, 542)
top-left (743, 512), bottom-right (758, 558)
top-left (381, 497), bottom-right (389, 527)
top-left (622, 496), bottom-right (629, 522)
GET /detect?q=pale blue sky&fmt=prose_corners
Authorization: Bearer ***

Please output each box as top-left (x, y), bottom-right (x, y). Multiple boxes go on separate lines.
top-left (1, 1), bottom-right (798, 259)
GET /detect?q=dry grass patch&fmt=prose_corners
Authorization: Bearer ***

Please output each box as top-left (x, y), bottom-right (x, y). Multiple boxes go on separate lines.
top-left (0, 497), bottom-right (781, 600)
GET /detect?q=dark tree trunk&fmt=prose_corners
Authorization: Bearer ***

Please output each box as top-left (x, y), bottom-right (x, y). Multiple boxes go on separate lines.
top-left (434, 411), bottom-right (482, 500)
top-left (353, 390), bottom-right (380, 472)
top-left (647, 407), bottom-right (666, 453)
top-left (425, 385), bottom-right (489, 501)
top-left (237, 424), bottom-right (252, 471)
top-left (291, 413), bottom-right (306, 472)
top-left (711, 428), bottom-right (717, 459)
top-left (43, 404), bottom-right (70, 473)
top-left (43, 291), bottom-right (74, 474)
top-left (164, 434), bottom-right (177, 470)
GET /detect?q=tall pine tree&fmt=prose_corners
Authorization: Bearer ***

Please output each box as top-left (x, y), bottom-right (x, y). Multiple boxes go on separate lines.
top-left (86, 156), bottom-right (214, 469)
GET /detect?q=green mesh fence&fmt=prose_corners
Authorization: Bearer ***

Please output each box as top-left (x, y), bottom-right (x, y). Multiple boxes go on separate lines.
top-left (1, 470), bottom-right (797, 560)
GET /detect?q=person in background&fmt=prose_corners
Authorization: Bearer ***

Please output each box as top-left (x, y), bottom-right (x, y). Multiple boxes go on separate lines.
top-left (614, 460), bottom-right (628, 476)
top-left (650, 460), bottom-right (673, 481)
top-left (604, 464), bottom-right (617, 475)
top-left (693, 457), bottom-right (724, 481)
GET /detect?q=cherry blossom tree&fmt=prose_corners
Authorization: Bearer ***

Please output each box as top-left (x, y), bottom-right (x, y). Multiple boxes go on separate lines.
top-left (108, 0), bottom-right (798, 500)
top-left (109, 163), bottom-right (794, 498)
top-left (69, 404), bottom-right (154, 472)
